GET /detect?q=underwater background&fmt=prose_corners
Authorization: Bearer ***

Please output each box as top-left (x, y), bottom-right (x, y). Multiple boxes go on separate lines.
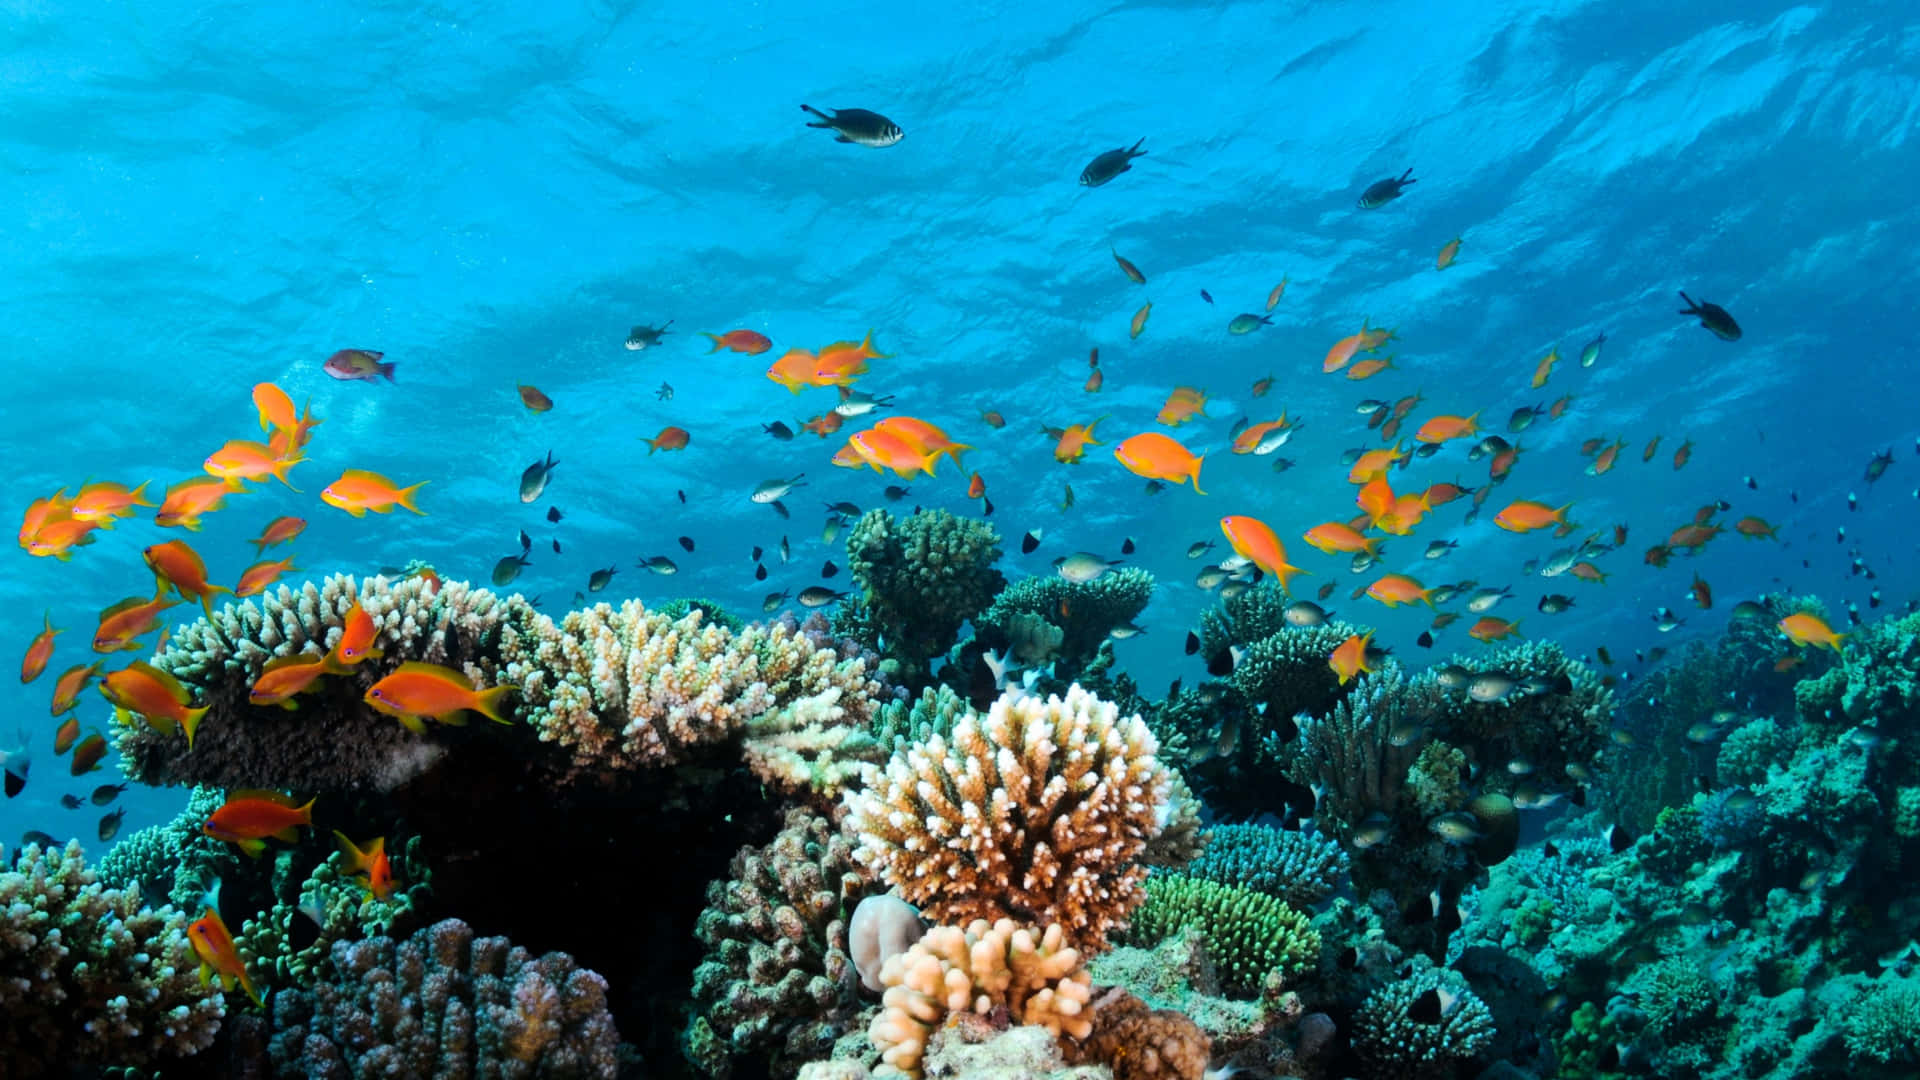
top-left (6, 0), bottom-right (1920, 1076)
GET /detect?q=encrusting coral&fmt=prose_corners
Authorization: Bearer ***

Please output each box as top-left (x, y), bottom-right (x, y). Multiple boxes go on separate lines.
top-left (0, 841), bottom-right (226, 1076)
top-left (843, 683), bottom-right (1173, 953)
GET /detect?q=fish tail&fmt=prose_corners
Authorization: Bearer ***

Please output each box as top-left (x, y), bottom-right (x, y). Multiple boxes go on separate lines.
top-left (180, 705), bottom-right (209, 750)
top-left (128, 481), bottom-right (155, 507)
top-left (704, 333), bottom-right (723, 352)
top-left (273, 459), bottom-right (304, 494)
top-left (470, 683), bottom-right (518, 725)
top-left (379, 360), bottom-right (397, 383)
top-left (396, 483), bottom-right (429, 515)
top-left (1189, 454), bottom-right (1206, 495)
top-left (860, 328), bottom-right (891, 360)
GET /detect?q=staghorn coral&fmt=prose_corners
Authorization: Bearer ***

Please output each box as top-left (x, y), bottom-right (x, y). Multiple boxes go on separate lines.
top-left (867, 918), bottom-right (1094, 1078)
top-left (265, 917), bottom-right (620, 1078)
top-left (1122, 874), bottom-right (1320, 996)
top-left (93, 784), bottom-right (239, 909)
top-left (844, 684), bottom-right (1171, 953)
top-left (1351, 960), bottom-right (1495, 1079)
top-left (0, 841), bottom-right (226, 1076)
top-left (1182, 823), bottom-right (1350, 909)
top-left (843, 507), bottom-right (1005, 673)
top-left (688, 807), bottom-right (880, 1079)
top-left (974, 569), bottom-right (1156, 677)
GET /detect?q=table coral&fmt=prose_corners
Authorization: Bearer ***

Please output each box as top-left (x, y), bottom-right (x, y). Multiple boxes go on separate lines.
top-left (0, 840), bottom-right (226, 1076)
top-left (843, 684), bottom-right (1172, 953)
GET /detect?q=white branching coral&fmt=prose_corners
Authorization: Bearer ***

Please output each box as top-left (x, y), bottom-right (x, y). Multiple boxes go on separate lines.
top-left (843, 684), bottom-right (1170, 952)
top-left (868, 919), bottom-right (1094, 1079)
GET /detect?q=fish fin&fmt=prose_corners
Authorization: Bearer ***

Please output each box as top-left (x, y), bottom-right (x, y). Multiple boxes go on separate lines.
top-left (379, 361), bottom-right (396, 383)
top-left (704, 333), bottom-right (723, 352)
top-left (236, 837), bottom-right (266, 858)
top-left (271, 825), bottom-right (302, 843)
top-left (392, 712), bottom-right (428, 736)
top-left (180, 706), bottom-right (208, 750)
top-left (439, 709), bottom-right (469, 727)
top-left (470, 684), bottom-right (518, 726)
top-left (396, 482), bottom-right (429, 515)
top-left (1189, 454), bottom-right (1205, 495)
top-left (220, 476), bottom-right (247, 492)
top-left (340, 468), bottom-right (394, 484)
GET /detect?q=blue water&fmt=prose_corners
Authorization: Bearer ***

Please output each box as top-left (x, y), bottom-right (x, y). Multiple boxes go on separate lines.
top-left (4, 0), bottom-right (1916, 943)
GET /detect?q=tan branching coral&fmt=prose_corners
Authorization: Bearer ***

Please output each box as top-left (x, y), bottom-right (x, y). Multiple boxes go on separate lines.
top-left (844, 684), bottom-right (1170, 952)
top-left (869, 919), bottom-right (1094, 1078)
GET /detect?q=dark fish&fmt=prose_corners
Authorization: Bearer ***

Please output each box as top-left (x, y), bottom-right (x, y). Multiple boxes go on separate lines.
top-left (764, 421), bottom-right (796, 441)
top-left (1200, 289), bottom-right (1214, 304)
top-left (762, 590), bottom-right (791, 613)
top-left (492, 553), bottom-right (531, 586)
top-left (1866, 450), bottom-right (1894, 484)
top-left (1283, 601), bottom-right (1329, 628)
top-left (825, 501), bottom-right (862, 516)
top-left (771, 499), bottom-right (790, 519)
top-left (1227, 313), bottom-right (1272, 335)
top-left (519, 451), bottom-right (559, 503)
top-left (655, 382), bottom-right (673, 401)
top-left (1466, 671), bottom-right (1519, 703)
top-left (91, 783), bottom-right (127, 806)
top-left (1677, 291), bottom-right (1741, 340)
top-left (1079, 138), bottom-right (1147, 187)
top-left (1184, 631), bottom-right (1200, 656)
top-left (678, 536), bottom-right (696, 552)
top-left (1144, 480), bottom-right (1167, 494)
top-left (1603, 822), bottom-right (1634, 854)
top-left (797, 586), bottom-right (847, 607)
top-left (1121, 537), bottom-right (1136, 555)
top-left (547, 506), bottom-right (563, 523)
top-left (754, 563), bottom-right (768, 581)
top-left (884, 485), bottom-right (910, 501)
top-left (1578, 333), bottom-right (1606, 368)
top-left (98, 808), bottom-right (126, 842)
top-left (517, 529), bottom-right (532, 552)
top-left (800, 104), bottom-right (904, 147)
top-left (1021, 529), bottom-right (1042, 555)
top-left (1538, 594), bottom-right (1576, 614)
top-left (587, 566), bottom-right (617, 592)
top-left (21, 830), bottom-right (58, 849)
top-left (1416, 631), bottom-right (1434, 648)
top-left (821, 560), bottom-right (839, 579)
top-left (983, 495), bottom-right (995, 516)
top-left (624, 321), bottom-right (673, 350)
top-left (1357, 168), bottom-right (1416, 209)
top-left (61, 794), bottom-right (83, 809)
top-left (637, 556), bottom-right (678, 575)
top-left (752, 546), bottom-right (764, 561)
top-left (552, 539), bottom-right (562, 554)
top-left (677, 490), bottom-right (687, 503)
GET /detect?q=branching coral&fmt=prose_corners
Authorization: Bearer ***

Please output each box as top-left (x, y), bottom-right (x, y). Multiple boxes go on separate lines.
top-left (1351, 960), bottom-right (1495, 1079)
top-left (234, 834), bottom-right (432, 993)
top-left (1182, 823), bottom-right (1350, 909)
top-left (843, 508), bottom-right (1004, 672)
top-left (265, 917), bottom-right (620, 1078)
top-left (0, 841), bottom-right (226, 1076)
top-left (844, 684), bottom-right (1171, 953)
top-left (1428, 639), bottom-right (1612, 804)
top-left (93, 784), bottom-right (239, 909)
top-left (1123, 875), bottom-right (1321, 996)
top-left (687, 808), bottom-right (879, 1079)
top-left (974, 569), bottom-right (1155, 677)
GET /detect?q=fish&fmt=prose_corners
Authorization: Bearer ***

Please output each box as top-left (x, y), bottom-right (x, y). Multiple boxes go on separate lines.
top-left (153, 477), bottom-right (234, 531)
top-left (1156, 387), bottom-right (1208, 426)
top-left (835, 389), bottom-right (894, 418)
top-left (322, 469), bottom-right (428, 517)
top-left (1227, 313), bottom-right (1272, 335)
top-left (655, 382), bottom-right (673, 401)
top-left (0, 729), bottom-right (29, 798)
top-left (1652, 607), bottom-right (1685, 632)
top-left (1199, 290), bottom-right (1214, 305)
top-left (886, 485), bottom-right (911, 502)
top-left (1130, 302), bottom-right (1152, 339)
top-left (1113, 433), bottom-right (1205, 492)
top-left (69, 480), bottom-right (157, 525)
top-left (704, 329), bottom-right (773, 355)
top-left (1265, 277), bottom-right (1289, 310)
top-left (365, 662), bottom-right (516, 734)
top-left (234, 557), bottom-right (300, 598)
top-left (93, 591), bottom-right (179, 654)
top-left (796, 586), bottom-right (847, 607)
top-left (980, 410), bottom-right (1006, 429)
top-left (96, 807), bottom-right (127, 841)
top-left (186, 896), bottom-right (263, 1007)
top-left (762, 590), bottom-right (791, 612)
top-left (1218, 516), bottom-right (1308, 595)
top-left (1023, 530), bottom-right (1043, 555)
top-left (1778, 612), bottom-right (1845, 650)
top-left (1080, 138), bottom-right (1147, 187)
top-left (637, 556), bottom-right (679, 575)
top-left (20, 611), bottom-right (61, 684)
top-left (516, 384), bottom-right (553, 413)
top-left (1284, 601), bottom-right (1330, 628)
top-left (644, 426), bottom-right (691, 454)
top-left (1367, 574), bottom-right (1435, 609)
top-left (968, 473), bottom-right (986, 499)
top-left (587, 566), bottom-right (617, 592)
top-left (323, 348), bottom-right (395, 382)
top-left (100, 660), bottom-right (211, 748)
top-left (1055, 552), bottom-right (1121, 584)
top-left (1414, 413), bottom-right (1480, 444)
top-left (1436, 236), bottom-right (1462, 270)
top-left (1466, 671), bottom-right (1519, 702)
top-left (492, 554), bottom-right (530, 586)
top-left (248, 654), bottom-right (333, 711)
top-left (1046, 416), bottom-right (1107, 463)
top-left (91, 782), bottom-right (127, 806)
top-left (60, 793), bottom-right (82, 809)
top-left (1530, 347), bottom-right (1559, 389)
top-left (1424, 540), bottom-right (1457, 560)
top-left (1673, 439), bottom-right (1693, 469)
top-left (1866, 450), bottom-right (1895, 484)
top-left (1111, 247), bottom-right (1146, 283)
top-left (1578, 333), bottom-right (1606, 368)
top-left (1538, 594), bottom-right (1576, 614)
top-left (1494, 500), bottom-right (1572, 533)
top-left (68, 733), bottom-right (107, 774)
top-left (1357, 168), bottom-right (1417, 209)
top-left (334, 831), bottom-right (395, 901)
top-left (247, 515), bottom-right (307, 555)
top-left (1691, 574), bottom-right (1713, 609)
top-left (800, 104), bottom-right (904, 147)
top-left (1329, 632), bottom-right (1375, 686)
top-left (1466, 587), bottom-right (1511, 613)
top-left (1469, 617), bottom-right (1523, 642)
top-left (144, 540), bottom-right (233, 616)
top-left (320, 601), bottom-right (384, 674)
top-left (1677, 292), bottom-right (1741, 340)
top-left (753, 475), bottom-right (807, 503)
top-left (547, 506), bottom-right (564, 523)
top-left (623, 321), bottom-right (674, 350)
top-left (1507, 406), bottom-right (1543, 433)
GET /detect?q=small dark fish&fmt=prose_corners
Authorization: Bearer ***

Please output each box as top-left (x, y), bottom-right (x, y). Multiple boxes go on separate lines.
top-left (1144, 480), bottom-right (1167, 494)
top-left (519, 451), bottom-right (559, 504)
top-left (588, 566), bottom-right (617, 592)
top-left (655, 382), bottom-right (673, 401)
top-left (1538, 594), bottom-right (1576, 614)
top-left (755, 563), bottom-right (768, 581)
top-left (1603, 822), bottom-right (1634, 854)
top-left (1227, 313), bottom-right (1272, 335)
top-left (678, 536), bottom-right (695, 552)
top-left (1578, 333), bottom-right (1606, 368)
top-left (764, 421), bottom-right (796, 441)
top-left (492, 553), bottom-right (531, 586)
top-left (624, 321), bottom-right (673, 350)
top-left (91, 783), bottom-right (127, 806)
top-left (800, 104), bottom-right (904, 147)
top-left (752, 545), bottom-right (764, 561)
top-left (797, 586), bottom-right (847, 608)
top-left (1866, 450), bottom-right (1894, 484)
top-left (1677, 291), bottom-right (1741, 341)
top-left (677, 490), bottom-right (686, 503)
top-left (552, 539), bottom-right (562, 554)
top-left (884, 485), bottom-right (910, 502)
top-left (762, 589), bottom-right (791, 613)
top-left (821, 560), bottom-right (839, 579)
top-left (1121, 537), bottom-right (1136, 555)
top-left (1407, 986), bottom-right (1456, 1024)
top-left (771, 499), bottom-right (790, 519)
top-left (98, 808), bottom-right (126, 842)
top-left (547, 506), bottom-right (563, 523)
top-left (60, 794), bottom-right (83, 809)
top-left (1184, 631), bottom-right (1200, 656)
top-left (1186, 541), bottom-right (1215, 560)
top-left (1060, 483), bottom-right (1075, 511)
top-left (637, 556), bottom-right (678, 575)
top-left (21, 830), bottom-right (58, 849)
top-left (1079, 138), bottom-right (1147, 187)
top-left (1507, 406), bottom-right (1543, 433)
top-left (1200, 289), bottom-right (1214, 305)
top-left (518, 529), bottom-right (532, 552)
top-left (1021, 529), bottom-right (1042, 555)
top-left (1416, 631), bottom-right (1435, 648)
top-left (983, 495), bottom-right (995, 516)
top-left (1357, 168), bottom-right (1416, 209)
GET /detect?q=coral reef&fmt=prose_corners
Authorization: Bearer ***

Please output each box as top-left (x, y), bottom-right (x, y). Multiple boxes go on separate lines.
top-left (687, 807), bottom-right (880, 1079)
top-left (842, 507), bottom-right (1005, 678)
top-left (1123, 874), bottom-right (1321, 996)
top-left (1427, 639), bottom-right (1611, 806)
top-left (1065, 986), bottom-right (1211, 1080)
top-left (1181, 823), bottom-right (1349, 909)
top-left (974, 568), bottom-right (1156, 678)
top-left (264, 916), bottom-right (620, 1077)
top-left (93, 784), bottom-right (240, 909)
top-left (234, 833), bottom-right (432, 993)
top-left (0, 841), bottom-right (226, 1076)
top-left (1350, 960), bottom-right (1495, 1079)
top-left (844, 684), bottom-right (1172, 952)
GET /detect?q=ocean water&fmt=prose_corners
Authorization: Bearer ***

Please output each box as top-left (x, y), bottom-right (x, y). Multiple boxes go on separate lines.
top-left (5, 0), bottom-right (1918, 1075)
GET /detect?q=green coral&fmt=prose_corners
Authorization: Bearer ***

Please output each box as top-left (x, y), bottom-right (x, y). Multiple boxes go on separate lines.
top-left (974, 568), bottom-right (1154, 676)
top-left (1509, 894), bottom-right (1554, 949)
top-left (657, 597), bottom-right (746, 634)
top-left (1716, 715), bottom-right (1800, 789)
top-left (235, 834), bottom-right (432, 991)
top-left (1123, 874), bottom-right (1319, 995)
top-left (843, 507), bottom-right (1004, 671)
top-left (868, 683), bottom-right (971, 753)
top-left (1553, 1000), bottom-right (1626, 1078)
top-left (93, 785), bottom-right (239, 909)
top-left (1844, 972), bottom-right (1920, 1065)
top-left (1196, 583), bottom-right (1300, 668)
top-left (1180, 824), bottom-right (1349, 909)
top-left (1793, 607), bottom-right (1920, 729)
top-left (1352, 960), bottom-right (1495, 1079)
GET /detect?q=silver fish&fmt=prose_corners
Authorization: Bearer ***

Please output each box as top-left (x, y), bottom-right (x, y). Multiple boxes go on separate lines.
top-left (753, 475), bottom-right (807, 504)
top-left (624, 321), bottom-right (673, 350)
top-left (1057, 552), bottom-right (1120, 583)
top-left (518, 451), bottom-right (558, 504)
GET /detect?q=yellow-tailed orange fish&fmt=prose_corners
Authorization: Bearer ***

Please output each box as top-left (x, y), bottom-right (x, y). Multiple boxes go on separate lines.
top-left (25, 518), bottom-right (98, 560)
top-left (1231, 417), bottom-right (1291, 455)
top-left (811, 350), bottom-right (869, 387)
top-left (1347, 444), bottom-right (1406, 485)
top-left (248, 515), bottom-right (307, 554)
top-left (1547, 394), bottom-right (1574, 420)
top-left (1494, 500), bottom-right (1572, 533)
top-left (704, 329), bottom-right (773, 355)
top-left (765, 348), bottom-right (819, 393)
top-left (364, 661), bottom-right (517, 735)
top-left (1303, 521), bottom-right (1383, 557)
top-left (968, 473), bottom-right (986, 499)
top-left (50, 660), bottom-right (103, 716)
top-left (203, 789), bottom-right (315, 856)
top-left (873, 417), bottom-right (970, 469)
top-left (1436, 236), bottom-right (1462, 270)
top-left (1778, 612), bottom-right (1844, 651)
top-left (829, 439), bottom-right (866, 470)
top-left (20, 611), bottom-right (61, 684)
top-left (817, 329), bottom-right (890, 366)
top-left (320, 470), bottom-right (427, 517)
top-left (19, 488), bottom-right (75, 548)
top-left (69, 481), bottom-right (155, 526)
top-left (1322, 325), bottom-right (1372, 373)
top-left (1114, 433), bottom-right (1205, 492)
top-left (1414, 413), bottom-right (1479, 444)
top-left (1530, 347), bottom-right (1559, 389)
top-left (187, 902), bottom-right (262, 1007)
top-left (323, 600), bottom-right (384, 673)
top-left (1346, 355), bottom-right (1395, 380)
top-left (1047, 417), bottom-right (1106, 464)
top-left (69, 732), bottom-right (107, 775)
top-left (516, 384), bottom-right (553, 412)
top-left (1488, 443), bottom-right (1522, 482)
top-left (1129, 302), bottom-right (1152, 340)
top-left (55, 715), bottom-right (80, 754)
top-left (1773, 655), bottom-right (1804, 673)
top-left (1219, 515), bottom-right (1308, 595)
top-left (803, 412), bottom-right (844, 437)
top-left (1329, 632), bottom-right (1374, 685)
top-left (1367, 573), bottom-right (1435, 608)
top-left (144, 540), bottom-right (231, 616)
top-left (1155, 387), bottom-right (1208, 426)
top-left (1423, 480), bottom-right (1474, 506)
top-left (250, 654), bottom-right (333, 710)
top-left (100, 660), bottom-right (210, 748)
top-left (850, 427), bottom-right (942, 479)
top-left (235, 557), bottom-right (300, 598)
top-left (204, 439), bottom-right (304, 492)
top-left (155, 476), bottom-right (234, 530)
top-left (334, 831), bottom-right (396, 901)
top-left (1359, 324), bottom-right (1395, 350)
top-left (1356, 476), bottom-right (1397, 523)
top-left (1470, 616), bottom-right (1524, 642)
top-left (1112, 247), bottom-right (1146, 284)
top-left (644, 427), bottom-right (691, 454)
top-left (1264, 277), bottom-right (1289, 311)
top-left (93, 591), bottom-right (180, 654)
top-left (253, 381), bottom-right (298, 432)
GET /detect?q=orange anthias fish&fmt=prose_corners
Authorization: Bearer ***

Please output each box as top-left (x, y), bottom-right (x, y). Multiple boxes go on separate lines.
top-left (155, 477), bottom-right (234, 530)
top-left (1219, 515), bottom-right (1308, 595)
top-left (1231, 417), bottom-right (1291, 455)
top-left (235, 557), bottom-right (300, 598)
top-left (144, 540), bottom-right (232, 616)
top-left (188, 901), bottom-right (263, 1007)
top-left (1414, 413), bottom-right (1479, 444)
top-left (851, 427), bottom-right (942, 479)
top-left (1779, 612), bottom-right (1845, 651)
top-left (980, 410), bottom-right (1006, 429)
top-left (1641, 435), bottom-right (1663, 463)
top-left (1691, 574), bottom-right (1713, 609)
top-left (204, 439), bottom-right (304, 492)
top-left (1303, 521), bottom-right (1382, 557)
top-left (249, 654), bottom-right (333, 710)
top-left (1084, 366), bottom-right (1104, 393)
top-left (704, 329), bottom-right (773, 355)
top-left (1734, 516), bottom-right (1779, 540)
top-left (1548, 394), bottom-right (1574, 420)
top-left (334, 831), bottom-right (396, 901)
top-left (873, 417), bottom-right (971, 469)
top-left (1111, 247), bottom-right (1147, 284)
top-left (94, 591), bottom-right (181, 653)
top-left (1322, 322), bottom-right (1378, 373)
top-left (1264, 277), bottom-right (1290, 311)
top-left (1129, 302), bottom-right (1152, 340)
top-left (25, 518), bottom-right (98, 560)
top-left (1346, 355), bottom-right (1395, 380)
top-left (69, 732), bottom-right (108, 774)
top-left (818, 329), bottom-right (890, 366)
top-left (1048, 417), bottom-right (1107, 464)
top-left (1494, 500), bottom-right (1572, 533)
top-left (323, 601), bottom-right (384, 673)
top-left (1347, 445), bottom-right (1406, 485)
top-left (50, 660), bottom-right (104, 716)
top-left (516, 384), bottom-right (554, 412)
top-left (203, 789), bottom-right (315, 856)
top-left (1251, 374), bottom-right (1275, 397)
top-left (100, 660), bottom-right (211, 748)
top-left (69, 481), bottom-right (155, 526)
top-left (1530, 347), bottom-right (1559, 389)
top-left (1113, 433), bottom-right (1205, 493)
top-left (1329, 632), bottom-right (1375, 686)
top-left (19, 489), bottom-right (78, 549)
top-left (1366, 574), bottom-right (1435, 608)
top-left (54, 715), bottom-right (80, 754)
top-left (645, 427), bottom-right (691, 454)
top-left (811, 351), bottom-right (869, 388)
top-left (364, 662), bottom-right (517, 735)
top-left (803, 412), bottom-right (845, 437)
top-left (1156, 387), bottom-right (1208, 426)
top-left (321, 470), bottom-right (427, 517)
top-left (248, 515), bottom-right (307, 554)
top-left (765, 348), bottom-right (819, 393)
top-left (968, 473), bottom-right (986, 499)
top-left (253, 381), bottom-right (299, 432)
top-left (21, 611), bottom-right (61, 684)
top-left (1436, 236), bottom-right (1462, 270)
top-left (1586, 439), bottom-right (1625, 476)
top-left (1470, 616), bottom-right (1524, 642)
